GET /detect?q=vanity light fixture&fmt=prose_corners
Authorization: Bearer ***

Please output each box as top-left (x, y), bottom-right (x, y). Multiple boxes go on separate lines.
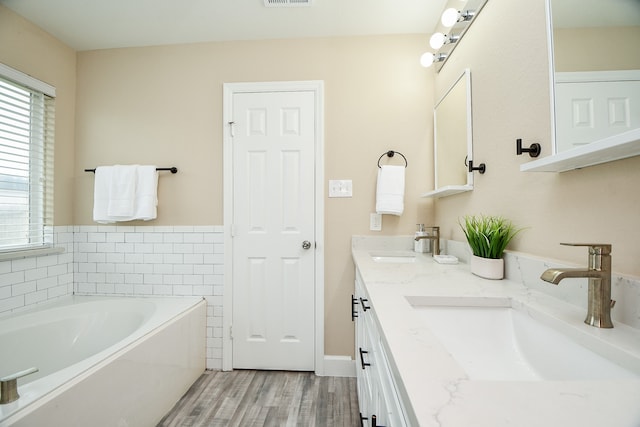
top-left (421, 0), bottom-right (488, 71)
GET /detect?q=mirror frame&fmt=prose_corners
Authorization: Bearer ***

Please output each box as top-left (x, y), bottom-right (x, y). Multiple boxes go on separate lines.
top-left (422, 68), bottom-right (474, 198)
top-left (520, 0), bottom-right (640, 173)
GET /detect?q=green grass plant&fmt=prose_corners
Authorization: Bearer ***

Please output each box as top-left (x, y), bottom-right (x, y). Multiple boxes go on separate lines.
top-left (459, 215), bottom-right (521, 259)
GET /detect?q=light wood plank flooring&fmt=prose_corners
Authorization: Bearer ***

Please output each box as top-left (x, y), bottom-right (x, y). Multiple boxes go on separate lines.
top-left (157, 370), bottom-right (360, 427)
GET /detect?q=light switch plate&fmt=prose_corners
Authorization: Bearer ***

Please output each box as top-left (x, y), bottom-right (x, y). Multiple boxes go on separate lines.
top-left (328, 180), bottom-right (353, 198)
top-left (370, 213), bottom-right (382, 231)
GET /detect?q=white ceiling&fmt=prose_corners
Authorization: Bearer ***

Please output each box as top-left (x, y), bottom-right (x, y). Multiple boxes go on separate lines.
top-left (0, 0), bottom-right (449, 51)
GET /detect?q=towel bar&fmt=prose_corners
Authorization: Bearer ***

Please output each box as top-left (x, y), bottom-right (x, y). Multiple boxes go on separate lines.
top-left (85, 167), bottom-right (178, 174)
top-left (377, 151), bottom-right (407, 168)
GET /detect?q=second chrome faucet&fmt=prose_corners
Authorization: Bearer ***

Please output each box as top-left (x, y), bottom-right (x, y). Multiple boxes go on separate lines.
top-left (415, 226), bottom-right (440, 256)
top-left (540, 243), bottom-right (615, 328)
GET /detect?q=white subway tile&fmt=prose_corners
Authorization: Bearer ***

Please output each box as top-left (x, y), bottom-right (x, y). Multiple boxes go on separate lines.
top-left (173, 264), bottom-right (194, 275)
top-left (11, 258), bottom-right (36, 272)
top-left (184, 233), bottom-right (204, 244)
top-left (183, 275), bottom-right (203, 285)
top-left (143, 233), bottom-right (164, 243)
top-left (78, 263), bottom-right (97, 273)
top-left (78, 242), bottom-right (97, 253)
top-left (173, 243), bottom-right (194, 254)
top-left (24, 290), bottom-right (47, 306)
top-left (88, 232), bottom-right (106, 243)
top-left (87, 272), bottom-right (106, 283)
top-left (12, 281), bottom-right (36, 296)
top-left (37, 276), bottom-right (58, 290)
top-left (106, 252), bottom-right (125, 263)
top-left (153, 243), bottom-right (174, 254)
top-left (124, 273), bottom-right (143, 284)
top-left (125, 253), bottom-right (144, 264)
top-left (25, 267), bottom-right (48, 282)
top-left (114, 283), bottom-right (134, 294)
top-left (152, 284), bottom-right (173, 295)
top-left (163, 254), bottom-right (183, 264)
top-left (143, 274), bottom-right (163, 284)
top-left (143, 253), bottom-right (163, 264)
top-left (164, 233), bottom-right (184, 243)
top-left (106, 232), bottom-right (125, 243)
top-left (163, 275), bottom-right (183, 285)
top-left (106, 273), bottom-right (125, 284)
top-left (96, 242), bottom-right (116, 253)
top-left (154, 264), bottom-right (173, 274)
top-left (116, 263), bottom-right (135, 274)
top-left (134, 284), bottom-right (153, 295)
top-left (125, 233), bottom-right (144, 243)
top-left (97, 283), bottom-right (115, 294)
top-left (116, 243), bottom-right (135, 253)
top-left (47, 284), bottom-right (69, 298)
top-left (184, 254), bottom-right (204, 265)
top-left (87, 252), bottom-right (106, 263)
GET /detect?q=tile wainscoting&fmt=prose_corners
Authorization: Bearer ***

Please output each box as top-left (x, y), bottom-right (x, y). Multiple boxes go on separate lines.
top-left (0, 225), bottom-right (224, 370)
top-left (0, 226), bottom-right (74, 314)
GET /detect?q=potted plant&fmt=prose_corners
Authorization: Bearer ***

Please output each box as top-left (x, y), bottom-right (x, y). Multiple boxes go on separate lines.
top-left (459, 215), bottom-right (521, 280)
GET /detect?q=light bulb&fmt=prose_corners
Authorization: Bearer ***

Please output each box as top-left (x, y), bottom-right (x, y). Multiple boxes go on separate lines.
top-left (441, 8), bottom-right (459, 27)
top-left (420, 52), bottom-right (435, 68)
top-left (429, 33), bottom-right (446, 50)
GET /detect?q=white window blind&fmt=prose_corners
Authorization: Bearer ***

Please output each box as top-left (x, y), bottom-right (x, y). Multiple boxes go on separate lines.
top-left (0, 66), bottom-right (55, 252)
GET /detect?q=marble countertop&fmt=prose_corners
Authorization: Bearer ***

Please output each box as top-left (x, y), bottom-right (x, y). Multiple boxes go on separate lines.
top-left (352, 237), bottom-right (640, 427)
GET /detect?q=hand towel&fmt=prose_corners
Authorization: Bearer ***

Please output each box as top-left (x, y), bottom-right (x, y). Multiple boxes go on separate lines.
top-left (93, 166), bottom-right (115, 224)
top-left (133, 165), bottom-right (159, 221)
top-left (107, 165), bottom-right (137, 218)
top-left (375, 165), bottom-right (405, 216)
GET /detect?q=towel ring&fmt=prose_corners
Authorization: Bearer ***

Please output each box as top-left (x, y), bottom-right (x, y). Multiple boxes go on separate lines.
top-left (377, 150), bottom-right (407, 168)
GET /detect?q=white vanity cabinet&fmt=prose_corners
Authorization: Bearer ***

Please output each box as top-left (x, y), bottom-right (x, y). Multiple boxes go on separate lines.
top-left (354, 269), bottom-right (408, 427)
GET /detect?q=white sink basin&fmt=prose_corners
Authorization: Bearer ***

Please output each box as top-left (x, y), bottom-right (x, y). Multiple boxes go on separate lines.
top-left (407, 296), bottom-right (640, 381)
top-left (370, 252), bottom-right (416, 263)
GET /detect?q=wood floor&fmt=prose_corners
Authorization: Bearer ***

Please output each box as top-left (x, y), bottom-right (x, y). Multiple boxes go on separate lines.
top-left (157, 370), bottom-right (360, 427)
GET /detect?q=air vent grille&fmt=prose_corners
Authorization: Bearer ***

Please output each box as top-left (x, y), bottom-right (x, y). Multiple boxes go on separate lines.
top-left (264, 0), bottom-right (312, 7)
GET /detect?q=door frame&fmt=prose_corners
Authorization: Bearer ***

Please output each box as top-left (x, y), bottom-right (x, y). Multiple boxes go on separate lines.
top-left (222, 81), bottom-right (325, 374)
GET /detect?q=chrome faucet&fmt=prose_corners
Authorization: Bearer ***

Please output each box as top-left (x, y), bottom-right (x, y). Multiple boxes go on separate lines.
top-left (540, 243), bottom-right (615, 328)
top-left (414, 226), bottom-right (440, 256)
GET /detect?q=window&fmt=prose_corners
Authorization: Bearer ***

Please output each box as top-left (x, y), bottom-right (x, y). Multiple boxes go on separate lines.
top-left (0, 64), bottom-right (55, 252)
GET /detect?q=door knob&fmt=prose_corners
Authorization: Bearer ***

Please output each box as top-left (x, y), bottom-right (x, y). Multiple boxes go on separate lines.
top-left (302, 240), bottom-right (312, 250)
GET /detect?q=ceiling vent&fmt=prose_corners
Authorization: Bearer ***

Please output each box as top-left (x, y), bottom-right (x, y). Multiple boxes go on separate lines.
top-left (264, 0), bottom-right (313, 7)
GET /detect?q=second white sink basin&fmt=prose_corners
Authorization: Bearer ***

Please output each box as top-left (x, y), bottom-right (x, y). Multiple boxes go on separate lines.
top-left (407, 296), bottom-right (640, 381)
top-left (370, 252), bottom-right (416, 263)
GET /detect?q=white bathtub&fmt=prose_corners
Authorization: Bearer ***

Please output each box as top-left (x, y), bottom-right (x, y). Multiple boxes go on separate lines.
top-left (0, 295), bottom-right (206, 426)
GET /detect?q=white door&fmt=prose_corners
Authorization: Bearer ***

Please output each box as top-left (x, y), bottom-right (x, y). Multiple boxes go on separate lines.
top-left (231, 90), bottom-right (316, 371)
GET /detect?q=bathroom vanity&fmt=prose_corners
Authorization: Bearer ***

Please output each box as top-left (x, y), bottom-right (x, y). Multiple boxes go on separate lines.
top-left (352, 236), bottom-right (640, 427)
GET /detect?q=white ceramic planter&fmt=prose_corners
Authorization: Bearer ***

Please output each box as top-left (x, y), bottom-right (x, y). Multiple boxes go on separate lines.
top-left (470, 255), bottom-right (504, 280)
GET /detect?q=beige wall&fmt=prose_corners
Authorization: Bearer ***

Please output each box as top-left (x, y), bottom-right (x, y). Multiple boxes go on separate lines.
top-left (434, 0), bottom-right (640, 277)
top-left (0, 5), bottom-right (76, 225)
top-left (74, 36), bottom-right (435, 357)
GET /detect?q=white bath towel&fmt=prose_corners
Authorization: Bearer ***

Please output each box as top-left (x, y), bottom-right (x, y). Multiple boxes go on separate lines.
top-left (92, 165), bottom-right (160, 223)
top-left (375, 165), bottom-right (405, 216)
top-left (133, 165), bottom-right (159, 221)
top-left (93, 166), bottom-right (115, 224)
top-left (107, 165), bottom-right (137, 218)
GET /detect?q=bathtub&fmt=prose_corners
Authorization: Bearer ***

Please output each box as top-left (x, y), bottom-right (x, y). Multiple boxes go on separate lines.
top-left (0, 295), bottom-right (206, 426)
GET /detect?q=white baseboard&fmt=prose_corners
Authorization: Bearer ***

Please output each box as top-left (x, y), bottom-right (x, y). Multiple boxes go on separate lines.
top-left (322, 355), bottom-right (356, 377)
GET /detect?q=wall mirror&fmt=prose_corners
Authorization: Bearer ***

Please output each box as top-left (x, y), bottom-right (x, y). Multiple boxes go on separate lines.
top-left (521, 0), bottom-right (640, 172)
top-left (422, 69), bottom-right (473, 198)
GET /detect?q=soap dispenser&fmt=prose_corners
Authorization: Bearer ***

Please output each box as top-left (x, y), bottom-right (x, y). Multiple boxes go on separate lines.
top-left (414, 224), bottom-right (430, 253)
